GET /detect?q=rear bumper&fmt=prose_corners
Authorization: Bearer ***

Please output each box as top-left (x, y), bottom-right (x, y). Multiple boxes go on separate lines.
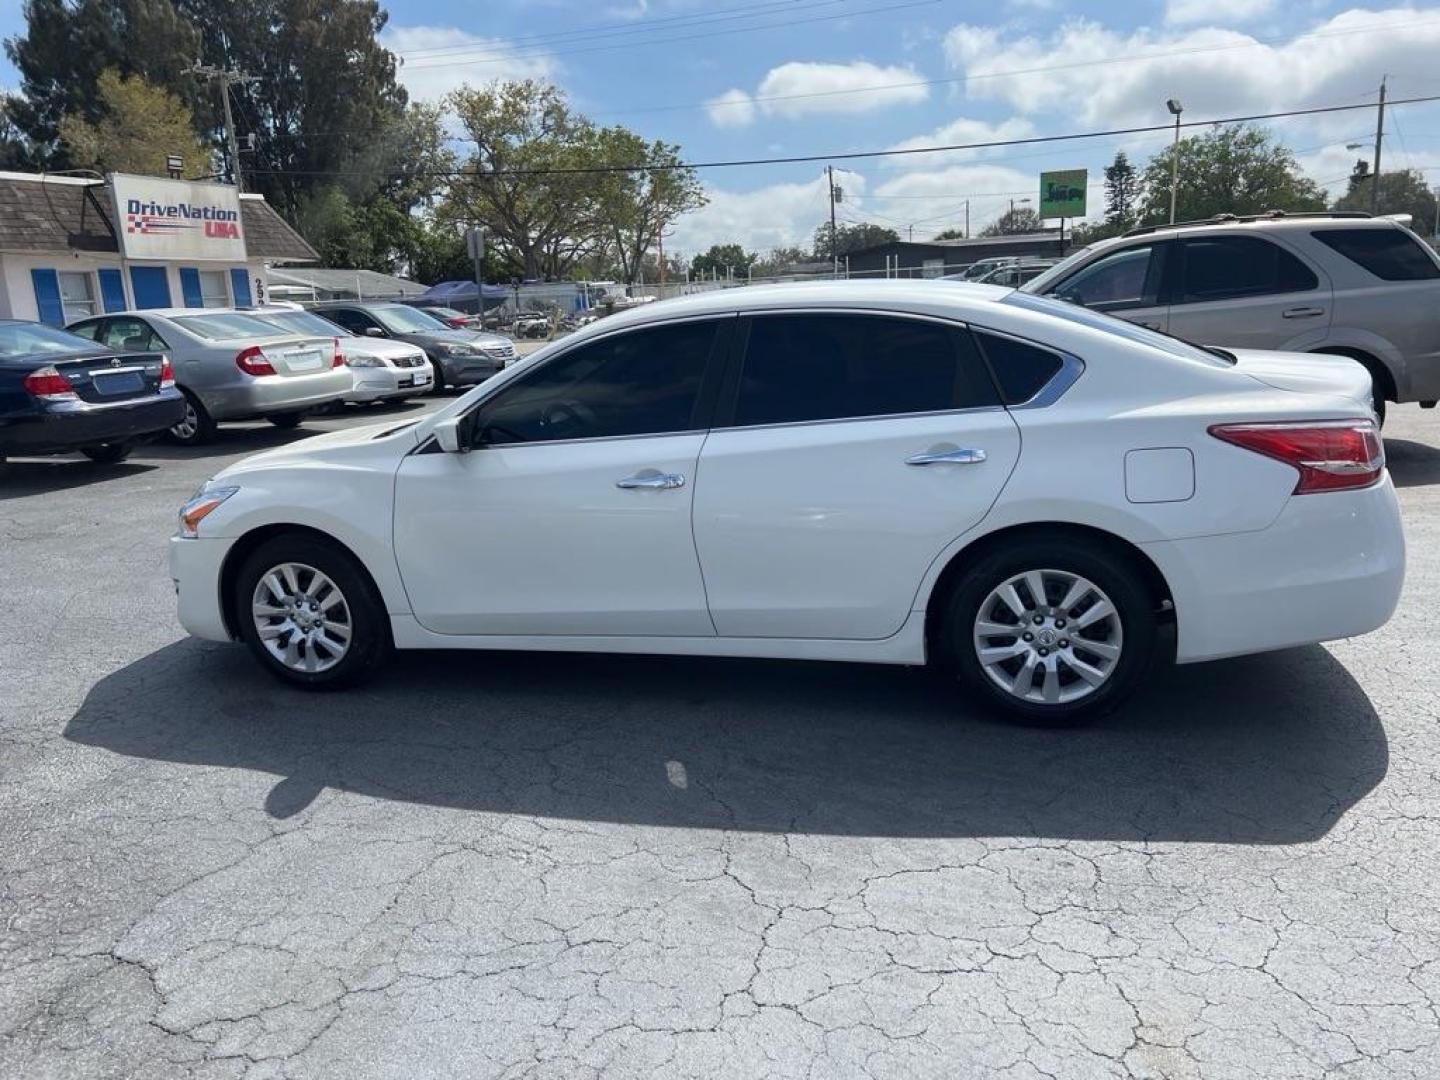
top-left (169, 536), bottom-right (235, 642)
top-left (1143, 477), bottom-right (1405, 663)
top-left (0, 391), bottom-right (185, 454)
top-left (201, 370), bottom-right (352, 420)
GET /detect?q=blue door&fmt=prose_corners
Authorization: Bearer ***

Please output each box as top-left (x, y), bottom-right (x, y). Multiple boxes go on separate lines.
top-left (130, 266), bottom-right (171, 309)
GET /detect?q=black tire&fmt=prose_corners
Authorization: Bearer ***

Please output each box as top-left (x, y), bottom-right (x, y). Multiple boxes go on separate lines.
top-left (169, 389), bottom-right (216, 446)
top-left (268, 412), bottom-right (305, 430)
top-left (234, 534), bottom-right (391, 690)
top-left (939, 537), bottom-right (1158, 725)
top-left (1369, 378), bottom-right (1387, 427)
top-left (429, 360), bottom-right (447, 392)
top-left (81, 442), bottom-right (132, 464)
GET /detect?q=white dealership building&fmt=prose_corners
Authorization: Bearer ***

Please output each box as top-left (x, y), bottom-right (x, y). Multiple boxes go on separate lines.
top-left (0, 171), bottom-right (317, 326)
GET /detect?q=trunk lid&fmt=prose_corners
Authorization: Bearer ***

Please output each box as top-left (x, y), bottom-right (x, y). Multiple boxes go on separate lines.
top-left (52, 351), bottom-right (166, 404)
top-left (250, 336), bottom-right (335, 377)
top-left (1230, 349), bottom-right (1372, 406)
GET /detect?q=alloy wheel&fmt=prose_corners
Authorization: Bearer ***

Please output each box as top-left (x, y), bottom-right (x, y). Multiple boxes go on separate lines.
top-left (172, 399), bottom-right (198, 442)
top-left (972, 568), bottom-right (1123, 706)
top-left (251, 562), bottom-right (353, 673)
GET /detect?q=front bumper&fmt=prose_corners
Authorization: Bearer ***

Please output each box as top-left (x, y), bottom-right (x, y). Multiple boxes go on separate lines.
top-left (203, 369), bottom-right (353, 421)
top-left (1, 390), bottom-right (186, 455)
top-left (170, 535), bottom-right (236, 642)
top-left (433, 351), bottom-right (502, 384)
top-left (346, 363), bottom-right (434, 402)
top-left (1143, 477), bottom-right (1406, 663)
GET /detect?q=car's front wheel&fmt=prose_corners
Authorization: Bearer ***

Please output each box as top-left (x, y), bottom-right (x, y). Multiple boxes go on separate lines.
top-left (234, 535), bottom-right (391, 689)
top-left (940, 538), bottom-right (1157, 724)
top-left (80, 442), bottom-right (132, 464)
top-left (267, 412), bottom-right (305, 430)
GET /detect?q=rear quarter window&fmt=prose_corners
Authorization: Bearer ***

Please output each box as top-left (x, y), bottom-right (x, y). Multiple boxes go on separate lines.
top-left (971, 330), bottom-right (1064, 404)
top-left (1312, 228), bottom-right (1440, 281)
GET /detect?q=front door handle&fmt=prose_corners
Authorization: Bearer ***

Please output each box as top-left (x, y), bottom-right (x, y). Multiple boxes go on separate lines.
top-left (905, 447), bottom-right (987, 466)
top-left (616, 469), bottom-right (685, 490)
top-left (1282, 306), bottom-right (1326, 319)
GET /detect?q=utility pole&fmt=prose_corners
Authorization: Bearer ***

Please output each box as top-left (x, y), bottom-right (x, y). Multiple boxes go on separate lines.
top-left (1371, 76), bottom-right (1387, 215)
top-left (190, 62), bottom-right (259, 191)
top-left (964, 199), bottom-right (969, 239)
top-left (1166, 98), bottom-right (1184, 225)
top-left (827, 165), bottom-right (838, 277)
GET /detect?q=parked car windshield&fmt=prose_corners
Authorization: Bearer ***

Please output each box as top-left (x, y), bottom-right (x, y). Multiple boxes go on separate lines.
top-left (255, 310), bottom-right (353, 338)
top-left (0, 321), bottom-right (107, 357)
top-left (171, 312), bottom-right (301, 340)
top-left (372, 306), bottom-right (450, 333)
top-left (1000, 291), bottom-right (1234, 367)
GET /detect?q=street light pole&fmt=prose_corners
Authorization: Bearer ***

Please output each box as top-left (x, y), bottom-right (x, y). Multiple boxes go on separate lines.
top-left (1371, 76), bottom-right (1387, 215)
top-left (1166, 98), bottom-right (1184, 225)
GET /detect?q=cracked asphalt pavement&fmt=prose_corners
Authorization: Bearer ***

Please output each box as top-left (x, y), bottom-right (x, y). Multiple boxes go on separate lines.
top-left (3, 398), bottom-right (1439, 1079)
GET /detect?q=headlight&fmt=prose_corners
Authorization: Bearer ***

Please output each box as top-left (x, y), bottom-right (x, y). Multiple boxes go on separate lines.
top-left (178, 484), bottom-right (239, 537)
top-left (347, 354), bottom-right (384, 368)
top-left (436, 343), bottom-right (474, 357)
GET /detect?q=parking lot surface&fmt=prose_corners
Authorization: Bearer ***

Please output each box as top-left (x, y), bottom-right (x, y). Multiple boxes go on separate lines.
top-left (3, 400), bottom-right (1439, 1079)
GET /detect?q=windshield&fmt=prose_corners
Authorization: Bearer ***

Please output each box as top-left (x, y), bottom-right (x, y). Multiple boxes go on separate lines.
top-left (171, 312), bottom-right (303, 341)
top-left (1000, 292), bottom-right (1234, 367)
top-left (0, 321), bottom-right (107, 357)
top-left (373, 306), bottom-right (450, 333)
top-left (1020, 246), bottom-right (1094, 293)
top-left (256, 310), bottom-right (351, 338)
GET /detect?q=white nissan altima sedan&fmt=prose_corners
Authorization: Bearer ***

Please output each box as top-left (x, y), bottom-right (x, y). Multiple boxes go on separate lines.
top-left (169, 281), bottom-right (1404, 723)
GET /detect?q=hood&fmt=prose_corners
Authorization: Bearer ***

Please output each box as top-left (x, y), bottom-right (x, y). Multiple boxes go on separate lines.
top-left (340, 336), bottom-right (427, 361)
top-left (215, 418), bottom-right (421, 479)
top-left (1230, 349), bottom-right (1372, 405)
top-left (401, 327), bottom-right (509, 347)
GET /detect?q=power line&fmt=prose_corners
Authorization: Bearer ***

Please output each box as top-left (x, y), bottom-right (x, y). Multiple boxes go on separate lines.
top-left (247, 94), bottom-right (1440, 181)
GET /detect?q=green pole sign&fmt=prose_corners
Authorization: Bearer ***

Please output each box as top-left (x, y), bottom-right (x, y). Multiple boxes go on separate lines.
top-left (1039, 169), bottom-right (1087, 219)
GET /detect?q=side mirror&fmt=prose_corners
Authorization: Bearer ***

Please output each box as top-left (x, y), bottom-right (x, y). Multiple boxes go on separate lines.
top-left (433, 416), bottom-right (470, 454)
top-left (363, 326), bottom-right (386, 338)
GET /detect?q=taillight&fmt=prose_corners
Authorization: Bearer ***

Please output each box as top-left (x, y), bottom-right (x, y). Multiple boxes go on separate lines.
top-left (235, 345), bottom-right (276, 377)
top-left (332, 338), bottom-right (346, 368)
top-left (1209, 419), bottom-right (1384, 494)
top-left (22, 366), bottom-right (77, 400)
top-left (159, 356), bottom-right (176, 389)
top-left (447, 317), bottom-right (466, 328)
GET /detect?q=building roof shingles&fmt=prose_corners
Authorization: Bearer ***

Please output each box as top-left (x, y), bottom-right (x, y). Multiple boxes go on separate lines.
top-left (0, 176), bottom-right (317, 263)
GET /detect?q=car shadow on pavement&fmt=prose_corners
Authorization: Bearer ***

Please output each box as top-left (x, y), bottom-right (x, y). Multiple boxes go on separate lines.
top-left (1386, 437), bottom-right (1440, 488)
top-left (0, 459), bottom-right (157, 498)
top-left (65, 639), bottom-right (1386, 844)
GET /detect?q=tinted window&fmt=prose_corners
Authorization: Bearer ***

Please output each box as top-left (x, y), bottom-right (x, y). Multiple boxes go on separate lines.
top-left (372, 306), bottom-right (449, 333)
top-left (973, 331), bottom-right (1064, 404)
top-left (475, 320), bottom-right (720, 444)
top-left (1312, 227), bottom-right (1440, 281)
top-left (733, 314), bottom-right (996, 427)
top-left (67, 320), bottom-right (101, 341)
top-left (260, 311), bottom-right (354, 337)
top-left (1177, 236), bottom-right (1318, 302)
top-left (322, 309), bottom-right (375, 333)
top-left (1050, 245), bottom-right (1161, 310)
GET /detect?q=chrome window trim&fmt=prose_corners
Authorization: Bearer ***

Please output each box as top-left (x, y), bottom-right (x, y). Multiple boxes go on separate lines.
top-left (709, 403), bottom-right (1007, 435)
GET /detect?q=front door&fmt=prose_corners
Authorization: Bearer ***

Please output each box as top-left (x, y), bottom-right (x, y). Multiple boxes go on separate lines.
top-left (693, 312), bottom-right (1022, 640)
top-left (394, 317), bottom-right (731, 636)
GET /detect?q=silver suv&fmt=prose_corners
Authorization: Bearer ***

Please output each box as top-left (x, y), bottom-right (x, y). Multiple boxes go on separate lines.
top-left (1021, 211), bottom-right (1440, 418)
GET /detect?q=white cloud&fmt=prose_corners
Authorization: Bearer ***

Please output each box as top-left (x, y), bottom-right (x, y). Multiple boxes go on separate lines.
top-left (1165, 0), bottom-right (1274, 25)
top-left (382, 26), bottom-right (559, 103)
top-left (706, 60), bottom-right (928, 126)
top-left (881, 115), bottom-right (1037, 168)
top-left (868, 164), bottom-right (1054, 236)
top-left (705, 88), bottom-right (757, 129)
top-left (941, 8), bottom-right (1440, 129)
top-left (670, 170), bottom-right (867, 253)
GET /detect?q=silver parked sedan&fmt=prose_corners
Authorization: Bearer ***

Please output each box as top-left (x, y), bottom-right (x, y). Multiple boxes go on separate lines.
top-left (247, 307), bottom-right (434, 404)
top-left (67, 310), bottom-right (352, 445)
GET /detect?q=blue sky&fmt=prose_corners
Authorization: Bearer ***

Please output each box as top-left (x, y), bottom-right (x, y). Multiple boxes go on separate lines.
top-left (3, 0), bottom-right (1438, 255)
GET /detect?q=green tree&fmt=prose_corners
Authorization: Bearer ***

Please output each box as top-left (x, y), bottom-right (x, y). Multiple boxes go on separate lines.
top-left (981, 207), bottom-right (1044, 236)
top-left (58, 68), bottom-right (209, 177)
top-left (690, 243), bottom-right (755, 278)
top-left (1334, 165), bottom-right (1438, 232)
top-left (1103, 150), bottom-right (1140, 229)
top-left (813, 221), bottom-right (899, 259)
top-left (590, 126), bottom-right (706, 284)
top-left (1138, 125), bottom-right (1325, 224)
top-left (933, 227), bottom-right (966, 240)
top-left (750, 245), bottom-right (812, 276)
top-left (4, 0), bottom-right (202, 166)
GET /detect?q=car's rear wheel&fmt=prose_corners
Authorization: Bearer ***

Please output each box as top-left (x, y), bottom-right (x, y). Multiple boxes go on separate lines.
top-left (169, 390), bottom-right (216, 446)
top-left (940, 538), bottom-right (1157, 724)
top-left (81, 442), bottom-right (132, 464)
top-left (268, 412), bottom-right (305, 430)
top-left (235, 535), bottom-right (390, 689)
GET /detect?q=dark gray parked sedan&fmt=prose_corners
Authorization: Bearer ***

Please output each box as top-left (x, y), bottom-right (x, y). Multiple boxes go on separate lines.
top-left (310, 302), bottom-right (516, 390)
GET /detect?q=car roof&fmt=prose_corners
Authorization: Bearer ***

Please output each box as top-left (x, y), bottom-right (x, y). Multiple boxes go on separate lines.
top-left (1093, 212), bottom-right (1408, 250)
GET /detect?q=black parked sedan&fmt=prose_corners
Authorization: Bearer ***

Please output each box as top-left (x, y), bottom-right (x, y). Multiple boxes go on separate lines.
top-left (0, 319), bottom-right (185, 465)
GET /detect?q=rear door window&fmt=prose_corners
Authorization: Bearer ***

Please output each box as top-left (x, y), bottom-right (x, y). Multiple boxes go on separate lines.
top-left (1048, 244), bottom-right (1164, 312)
top-left (1311, 227), bottom-right (1440, 281)
top-left (102, 316), bottom-right (168, 352)
top-left (1175, 235), bottom-right (1319, 302)
top-left (730, 313), bottom-right (998, 427)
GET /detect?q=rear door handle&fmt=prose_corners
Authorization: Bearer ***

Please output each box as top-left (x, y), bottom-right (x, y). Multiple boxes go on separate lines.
top-left (905, 447), bottom-right (987, 466)
top-left (616, 469), bottom-right (685, 490)
top-left (1282, 306), bottom-right (1326, 319)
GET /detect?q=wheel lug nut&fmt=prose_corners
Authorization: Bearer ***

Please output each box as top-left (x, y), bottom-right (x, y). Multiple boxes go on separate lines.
top-left (1060, 639), bottom-right (1070, 649)
top-left (1038, 647), bottom-right (1049, 657)
top-left (1055, 618), bottom-right (1067, 629)
top-left (1022, 632), bottom-right (1034, 642)
top-left (1033, 615), bottom-right (1044, 625)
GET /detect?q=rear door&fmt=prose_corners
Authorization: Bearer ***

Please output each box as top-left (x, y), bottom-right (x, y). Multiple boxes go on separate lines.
top-left (692, 311), bottom-right (1021, 640)
top-left (1164, 233), bottom-right (1331, 350)
top-left (1042, 240), bottom-right (1171, 331)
